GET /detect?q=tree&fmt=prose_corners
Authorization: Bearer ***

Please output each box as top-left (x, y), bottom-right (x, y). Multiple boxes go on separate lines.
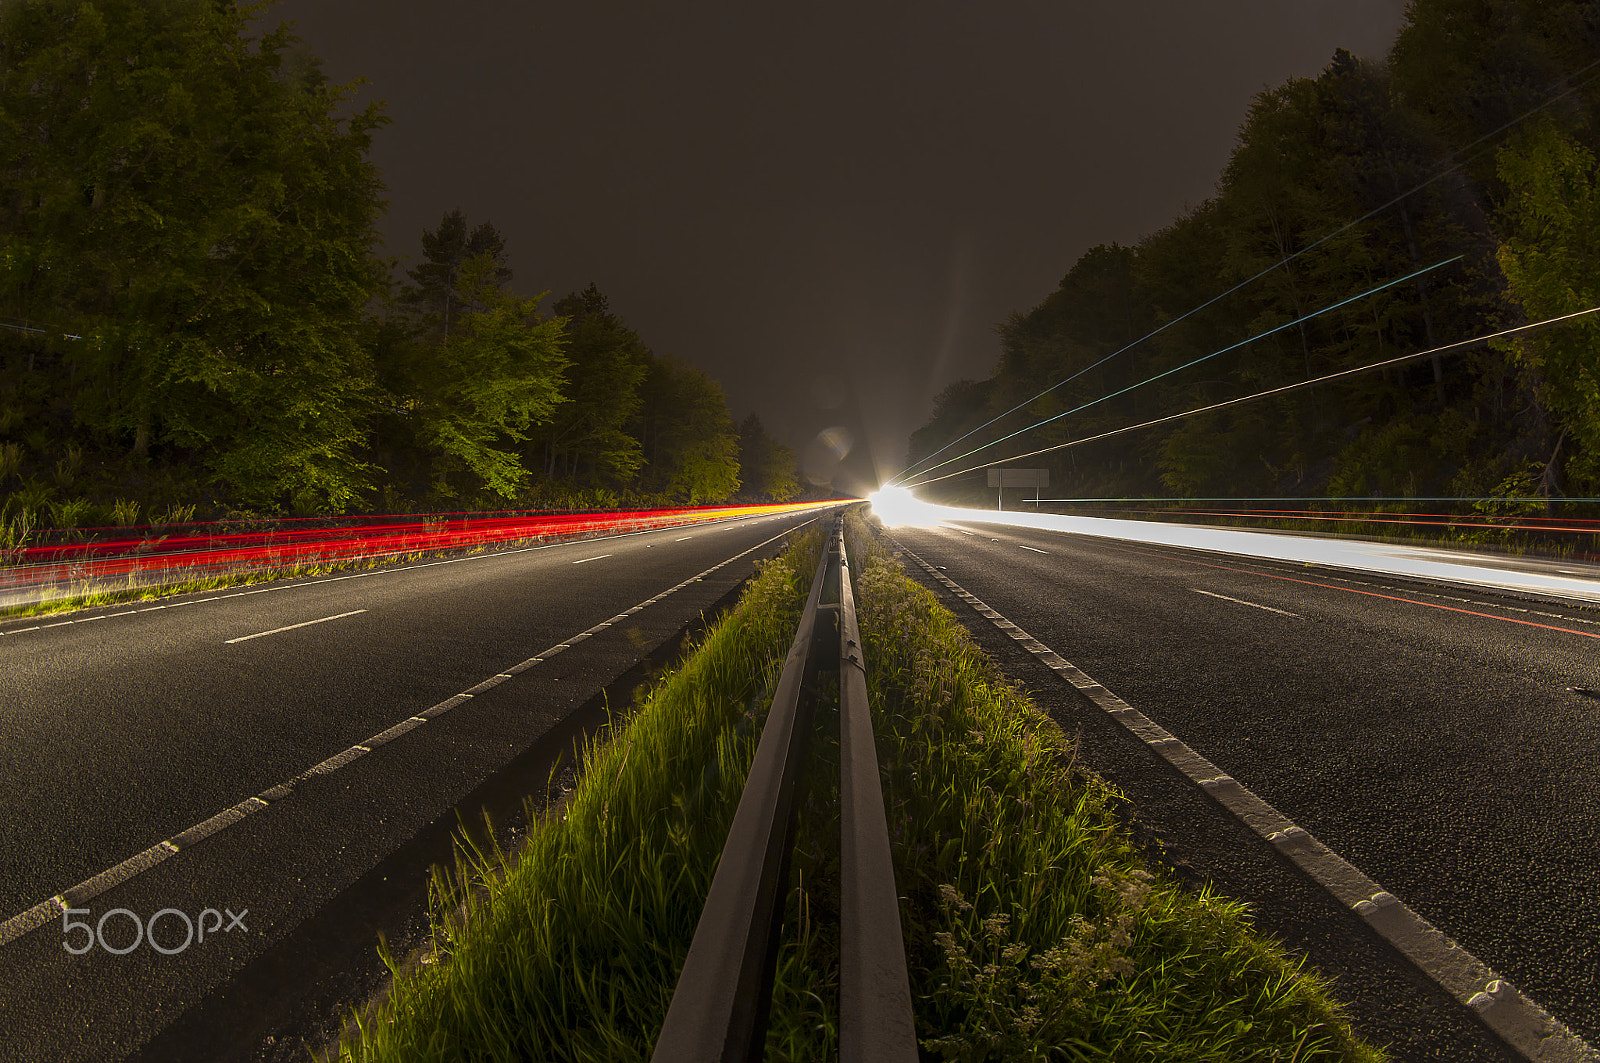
top-left (0, 0), bottom-right (388, 510)
top-left (1495, 120), bottom-right (1600, 495)
top-left (638, 357), bottom-right (739, 503)
top-left (541, 284), bottom-right (649, 486)
top-left (399, 209), bottom-right (512, 339)
top-left (737, 414), bottom-right (799, 501)
top-left (409, 256), bottom-right (568, 500)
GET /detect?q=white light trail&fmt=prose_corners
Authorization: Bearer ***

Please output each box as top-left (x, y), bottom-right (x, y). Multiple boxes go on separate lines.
top-left (886, 501), bottom-right (1600, 606)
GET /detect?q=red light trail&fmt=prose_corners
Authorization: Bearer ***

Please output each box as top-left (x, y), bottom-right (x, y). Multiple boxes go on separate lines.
top-left (1, 501), bottom-right (843, 608)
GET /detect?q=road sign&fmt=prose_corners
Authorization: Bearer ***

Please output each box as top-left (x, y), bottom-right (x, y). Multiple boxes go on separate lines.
top-left (986, 468), bottom-right (1048, 510)
top-left (986, 468), bottom-right (1048, 489)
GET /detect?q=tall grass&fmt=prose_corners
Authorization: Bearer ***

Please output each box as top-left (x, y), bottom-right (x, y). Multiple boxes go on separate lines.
top-left (846, 516), bottom-right (1381, 1061)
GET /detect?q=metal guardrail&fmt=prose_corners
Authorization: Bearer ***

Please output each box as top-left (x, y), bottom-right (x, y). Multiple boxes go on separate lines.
top-left (651, 515), bottom-right (917, 1063)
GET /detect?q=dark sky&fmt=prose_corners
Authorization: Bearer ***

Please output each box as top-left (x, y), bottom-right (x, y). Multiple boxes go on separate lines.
top-left (267, 0), bottom-right (1410, 491)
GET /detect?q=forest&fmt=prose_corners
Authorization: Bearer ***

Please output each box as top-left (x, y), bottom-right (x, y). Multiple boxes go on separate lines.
top-left (0, 0), bottom-right (800, 545)
top-left (903, 0), bottom-right (1599, 525)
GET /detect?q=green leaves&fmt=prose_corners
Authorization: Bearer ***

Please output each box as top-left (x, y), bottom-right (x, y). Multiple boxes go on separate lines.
top-left (640, 356), bottom-right (741, 503)
top-left (1495, 120), bottom-right (1600, 492)
top-left (737, 415), bottom-right (800, 501)
top-left (413, 256), bottom-right (569, 500)
top-left (1, 0), bottom-right (390, 510)
top-left (908, 0), bottom-right (1600, 510)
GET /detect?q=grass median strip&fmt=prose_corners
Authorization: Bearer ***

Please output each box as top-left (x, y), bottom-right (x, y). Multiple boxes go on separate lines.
top-left (329, 515), bottom-right (1381, 1062)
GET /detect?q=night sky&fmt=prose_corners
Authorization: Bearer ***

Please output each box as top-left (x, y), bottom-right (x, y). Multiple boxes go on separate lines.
top-left (268, 1), bottom-right (1410, 492)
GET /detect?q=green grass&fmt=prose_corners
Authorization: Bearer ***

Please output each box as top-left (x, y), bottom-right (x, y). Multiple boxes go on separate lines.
top-left (326, 515), bottom-right (1383, 1063)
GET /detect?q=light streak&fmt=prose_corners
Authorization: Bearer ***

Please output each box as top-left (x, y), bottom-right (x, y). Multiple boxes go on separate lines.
top-left (1035, 504), bottom-right (1600, 536)
top-left (899, 255), bottom-right (1461, 484)
top-left (0, 500), bottom-right (844, 610)
top-left (882, 501), bottom-right (1600, 606)
top-left (866, 486), bottom-right (945, 529)
top-left (902, 305), bottom-right (1600, 489)
top-left (890, 58), bottom-right (1600, 487)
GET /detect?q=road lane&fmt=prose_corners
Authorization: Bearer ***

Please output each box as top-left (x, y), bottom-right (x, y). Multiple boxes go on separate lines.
top-left (888, 519), bottom-right (1600, 1053)
top-left (0, 505), bottom-right (842, 1062)
top-left (1, 509), bottom-right (835, 920)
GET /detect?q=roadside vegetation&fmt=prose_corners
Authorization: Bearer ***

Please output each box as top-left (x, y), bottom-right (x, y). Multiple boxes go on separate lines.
top-left (328, 513), bottom-right (1382, 1062)
top-left (0, 0), bottom-right (802, 553)
top-left (907, 0), bottom-right (1598, 536)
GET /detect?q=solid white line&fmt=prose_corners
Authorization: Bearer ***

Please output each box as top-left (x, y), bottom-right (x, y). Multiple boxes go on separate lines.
top-left (225, 609), bottom-right (368, 644)
top-left (572, 554), bottom-right (612, 565)
top-left (1191, 588), bottom-right (1301, 618)
top-left (1018, 545), bottom-right (1048, 554)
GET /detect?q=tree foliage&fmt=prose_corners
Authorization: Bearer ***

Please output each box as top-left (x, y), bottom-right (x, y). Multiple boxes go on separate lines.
top-left (906, 0), bottom-right (1600, 514)
top-left (737, 414), bottom-right (799, 501)
top-left (541, 284), bottom-right (649, 486)
top-left (0, 0), bottom-right (388, 510)
top-left (400, 208), bottom-right (513, 339)
top-left (0, 7), bottom-right (755, 524)
top-left (1495, 121), bottom-right (1600, 493)
top-left (410, 256), bottom-right (567, 500)
top-left (638, 357), bottom-right (740, 504)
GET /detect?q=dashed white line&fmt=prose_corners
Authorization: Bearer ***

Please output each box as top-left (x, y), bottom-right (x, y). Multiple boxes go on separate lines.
top-left (1191, 588), bottom-right (1302, 618)
top-left (572, 554), bottom-right (612, 565)
top-left (0, 512), bottom-right (837, 952)
top-left (1018, 545), bottom-right (1049, 554)
top-left (675, 537), bottom-right (693, 541)
top-left (224, 609), bottom-right (368, 644)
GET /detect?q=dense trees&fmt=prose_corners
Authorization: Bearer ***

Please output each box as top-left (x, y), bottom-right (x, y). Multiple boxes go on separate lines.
top-left (1, 0), bottom-right (387, 511)
top-left (0, 1), bottom-right (763, 528)
top-left (906, 0), bottom-right (1600, 514)
top-left (737, 414), bottom-right (800, 501)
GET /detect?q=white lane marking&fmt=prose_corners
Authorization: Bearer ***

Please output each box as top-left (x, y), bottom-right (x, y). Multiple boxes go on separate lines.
top-left (675, 537), bottom-right (693, 541)
top-left (1018, 545), bottom-right (1048, 554)
top-left (0, 513), bottom-right (841, 951)
top-left (890, 537), bottom-right (1593, 1063)
top-left (572, 554), bottom-right (612, 565)
top-left (955, 528), bottom-right (975, 535)
top-left (1191, 588), bottom-right (1301, 618)
top-left (225, 609), bottom-right (368, 644)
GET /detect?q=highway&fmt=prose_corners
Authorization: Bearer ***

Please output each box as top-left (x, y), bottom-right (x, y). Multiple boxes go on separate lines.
top-left (0, 505), bottom-right (841, 1062)
top-left (884, 517), bottom-right (1599, 1062)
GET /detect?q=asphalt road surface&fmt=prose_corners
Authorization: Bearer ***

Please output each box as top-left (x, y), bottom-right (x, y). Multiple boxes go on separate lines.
top-left (884, 518), bottom-right (1599, 1061)
top-left (0, 505), bottom-right (842, 1062)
